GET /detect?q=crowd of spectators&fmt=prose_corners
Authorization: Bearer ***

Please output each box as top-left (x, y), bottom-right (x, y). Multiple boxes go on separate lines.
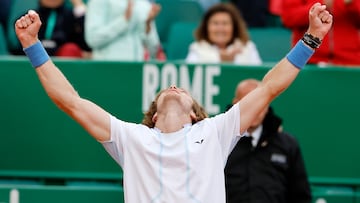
top-left (1, 0), bottom-right (359, 66)
top-left (281, 0), bottom-right (360, 66)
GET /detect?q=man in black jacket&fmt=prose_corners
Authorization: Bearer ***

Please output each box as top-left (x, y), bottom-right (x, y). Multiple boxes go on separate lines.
top-left (225, 78), bottom-right (312, 203)
top-left (12, 0), bottom-right (91, 57)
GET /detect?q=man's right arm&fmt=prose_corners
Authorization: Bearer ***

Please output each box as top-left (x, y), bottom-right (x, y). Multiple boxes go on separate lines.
top-left (16, 10), bottom-right (111, 142)
top-left (36, 60), bottom-right (111, 142)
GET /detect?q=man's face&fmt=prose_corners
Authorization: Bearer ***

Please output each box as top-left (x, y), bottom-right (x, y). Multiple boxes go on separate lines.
top-left (156, 86), bottom-right (194, 113)
top-left (234, 80), bottom-right (269, 130)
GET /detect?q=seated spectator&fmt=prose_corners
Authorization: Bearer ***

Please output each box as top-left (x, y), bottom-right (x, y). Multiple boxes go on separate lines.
top-left (12, 0), bottom-right (91, 58)
top-left (225, 78), bottom-right (312, 203)
top-left (85, 0), bottom-right (162, 61)
top-left (186, 3), bottom-right (262, 65)
top-left (281, 0), bottom-right (360, 66)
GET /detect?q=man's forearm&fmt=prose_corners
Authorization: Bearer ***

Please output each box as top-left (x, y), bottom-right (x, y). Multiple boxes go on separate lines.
top-left (261, 58), bottom-right (300, 100)
top-left (36, 60), bottom-right (81, 113)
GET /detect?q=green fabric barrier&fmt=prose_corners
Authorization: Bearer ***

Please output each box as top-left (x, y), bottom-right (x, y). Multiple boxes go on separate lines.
top-left (249, 27), bottom-right (292, 62)
top-left (0, 24), bottom-right (8, 55)
top-left (356, 187), bottom-right (360, 203)
top-left (1, 58), bottom-right (360, 182)
top-left (311, 186), bottom-right (354, 203)
top-left (0, 185), bottom-right (124, 203)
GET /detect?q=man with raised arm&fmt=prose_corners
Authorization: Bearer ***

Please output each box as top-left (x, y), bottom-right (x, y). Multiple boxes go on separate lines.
top-left (15, 3), bottom-right (332, 202)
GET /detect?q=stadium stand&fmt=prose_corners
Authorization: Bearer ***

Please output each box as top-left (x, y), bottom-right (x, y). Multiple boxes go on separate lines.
top-left (0, 24), bottom-right (8, 55)
top-left (0, 184), bottom-right (124, 203)
top-left (6, 0), bottom-right (38, 53)
top-left (166, 21), bottom-right (198, 60)
top-left (155, 0), bottom-right (203, 53)
top-left (248, 27), bottom-right (292, 62)
top-left (311, 186), bottom-right (354, 203)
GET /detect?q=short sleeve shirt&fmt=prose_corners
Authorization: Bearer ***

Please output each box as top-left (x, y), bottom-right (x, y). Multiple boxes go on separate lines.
top-left (102, 103), bottom-right (241, 203)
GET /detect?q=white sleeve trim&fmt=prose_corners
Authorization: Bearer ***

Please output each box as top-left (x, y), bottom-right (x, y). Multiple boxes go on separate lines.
top-left (98, 114), bottom-right (114, 143)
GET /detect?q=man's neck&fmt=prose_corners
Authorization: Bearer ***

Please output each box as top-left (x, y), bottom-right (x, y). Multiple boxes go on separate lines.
top-left (155, 112), bottom-right (192, 133)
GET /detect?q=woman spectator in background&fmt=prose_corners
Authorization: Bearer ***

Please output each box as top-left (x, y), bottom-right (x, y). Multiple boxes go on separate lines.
top-left (186, 3), bottom-right (262, 65)
top-left (281, 0), bottom-right (360, 66)
top-left (85, 0), bottom-right (162, 61)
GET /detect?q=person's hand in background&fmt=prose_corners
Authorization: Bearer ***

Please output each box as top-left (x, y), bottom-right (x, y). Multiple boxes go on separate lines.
top-left (146, 3), bottom-right (161, 33)
top-left (125, 0), bottom-right (134, 21)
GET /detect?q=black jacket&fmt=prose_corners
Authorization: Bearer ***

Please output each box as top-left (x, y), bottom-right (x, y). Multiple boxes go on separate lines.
top-left (230, 0), bottom-right (270, 27)
top-left (224, 107), bottom-right (311, 203)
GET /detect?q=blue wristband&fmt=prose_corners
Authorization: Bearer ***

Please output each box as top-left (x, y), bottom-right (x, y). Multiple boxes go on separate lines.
top-left (286, 40), bottom-right (315, 69)
top-left (23, 41), bottom-right (50, 68)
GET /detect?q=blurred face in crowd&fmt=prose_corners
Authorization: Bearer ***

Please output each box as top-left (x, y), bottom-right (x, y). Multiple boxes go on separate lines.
top-left (207, 12), bottom-right (233, 49)
top-left (233, 79), bottom-right (268, 131)
top-left (40, 0), bottom-right (65, 8)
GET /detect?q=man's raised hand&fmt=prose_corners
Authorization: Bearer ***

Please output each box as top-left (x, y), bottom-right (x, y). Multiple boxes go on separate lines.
top-left (307, 3), bottom-right (333, 40)
top-left (15, 10), bottom-right (42, 48)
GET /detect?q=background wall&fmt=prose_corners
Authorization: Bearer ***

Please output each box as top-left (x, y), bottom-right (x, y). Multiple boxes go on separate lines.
top-left (1, 58), bottom-right (360, 182)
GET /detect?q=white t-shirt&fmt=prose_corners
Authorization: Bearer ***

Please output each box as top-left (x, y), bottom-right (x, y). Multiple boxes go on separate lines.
top-left (102, 103), bottom-right (241, 203)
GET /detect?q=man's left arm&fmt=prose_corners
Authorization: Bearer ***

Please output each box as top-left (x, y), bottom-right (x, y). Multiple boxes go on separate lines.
top-left (238, 3), bottom-right (333, 134)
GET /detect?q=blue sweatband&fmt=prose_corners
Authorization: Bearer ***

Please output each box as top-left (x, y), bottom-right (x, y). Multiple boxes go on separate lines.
top-left (23, 41), bottom-right (50, 68)
top-left (286, 40), bottom-right (315, 69)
